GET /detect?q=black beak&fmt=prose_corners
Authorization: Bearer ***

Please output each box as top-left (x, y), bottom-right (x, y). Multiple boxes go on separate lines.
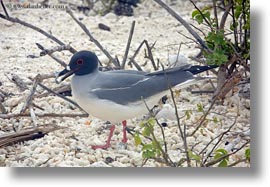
top-left (55, 66), bottom-right (79, 84)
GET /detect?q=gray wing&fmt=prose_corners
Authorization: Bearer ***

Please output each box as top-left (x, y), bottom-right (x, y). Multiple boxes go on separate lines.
top-left (90, 69), bottom-right (194, 105)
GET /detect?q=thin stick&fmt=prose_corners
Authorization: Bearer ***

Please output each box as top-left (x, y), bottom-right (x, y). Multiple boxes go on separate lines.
top-left (0, 112), bottom-right (88, 119)
top-left (145, 40), bottom-right (158, 70)
top-left (127, 40), bottom-right (147, 71)
top-left (0, 13), bottom-right (77, 54)
top-left (8, 74), bottom-right (29, 91)
top-left (168, 76), bottom-right (191, 167)
top-left (37, 83), bottom-right (86, 112)
top-left (189, 0), bottom-right (214, 31)
top-left (204, 140), bottom-right (250, 167)
top-left (20, 75), bottom-right (41, 113)
top-left (200, 117), bottom-right (237, 165)
top-left (160, 64), bottom-right (191, 166)
top-left (212, 0), bottom-right (219, 30)
top-left (0, 0), bottom-right (9, 17)
top-left (36, 43), bottom-right (67, 67)
top-left (153, 0), bottom-right (209, 50)
top-left (66, 8), bottom-right (119, 68)
top-left (121, 20), bottom-right (136, 69)
top-left (0, 124), bottom-right (65, 148)
top-left (191, 90), bottom-right (215, 94)
top-left (39, 44), bottom-right (73, 56)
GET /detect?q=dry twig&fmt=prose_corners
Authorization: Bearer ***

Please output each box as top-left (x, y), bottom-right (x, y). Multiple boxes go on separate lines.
top-left (0, 13), bottom-right (77, 53)
top-left (121, 20), bottom-right (136, 69)
top-left (36, 43), bottom-right (67, 67)
top-left (66, 8), bottom-right (119, 68)
top-left (0, 124), bottom-right (65, 148)
top-left (154, 0), bottom-right (209, 50)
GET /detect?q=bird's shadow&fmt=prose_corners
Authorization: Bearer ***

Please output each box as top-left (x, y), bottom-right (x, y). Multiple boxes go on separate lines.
top-left (9, 9), bottom-right (261, 181)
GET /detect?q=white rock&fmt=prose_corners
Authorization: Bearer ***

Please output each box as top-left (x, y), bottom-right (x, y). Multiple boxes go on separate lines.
top-left (156, 104), bottom-right (176, 120)
top-left (90, 161), bottom-right (111, 167)
top-left (168, 54), bottom-right (188, 68)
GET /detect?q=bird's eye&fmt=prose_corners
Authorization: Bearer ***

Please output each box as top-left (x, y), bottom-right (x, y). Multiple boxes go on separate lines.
top-left (76, 59), bottom-right (84, 65)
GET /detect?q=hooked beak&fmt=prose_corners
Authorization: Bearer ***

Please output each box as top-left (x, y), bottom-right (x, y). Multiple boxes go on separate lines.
top-left (55, 65), bottom-right (79, 84)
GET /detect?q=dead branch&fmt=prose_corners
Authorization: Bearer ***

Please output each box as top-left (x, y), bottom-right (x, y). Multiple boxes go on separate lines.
top-left (200, 117), bottom-right (237, 165)
top-left (39, 44), bottom-right (73, 56)
top-left (0, 112), bottom-right (88, 119)
top-left (204, 140), bottom-right (250, 167)
top-left (121, 20), bottom-right (136, 69)
top-left (66, 8), bottom-right (119, 68)
top-left (6, 74), bottom-right (29, 91)
top-left (127, 40), bottom-right (147, 71)
top-left (219, 1), bottom-right (232, 30)
top-left (0, 13), bottom-right (77, 54)
top-left (0, 124), bottom-right (65, 148)
top-left (144, 40), bottom-right (158, 71)
top-left (212, 0), bottom-right (219, 30)
top-left (37, 82), bottom-right (86, 112)
top-left (36, 43), bottom-right (67, 67)
top-left (153, 0), bottom-right (209, 50)
top-left (0, 0), bottom-right (9, 17)
top-left (36, 84), bottom-right (71, 98)
top-left (20, 75), bottom-right (41, 113)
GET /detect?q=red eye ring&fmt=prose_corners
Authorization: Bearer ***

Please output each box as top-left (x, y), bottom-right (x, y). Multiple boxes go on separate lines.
top-left (76, 59), bottom-right (84, 65)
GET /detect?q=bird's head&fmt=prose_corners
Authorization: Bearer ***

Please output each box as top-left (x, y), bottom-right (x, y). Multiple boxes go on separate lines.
top-left (56, 50), bottom-right (99, 83)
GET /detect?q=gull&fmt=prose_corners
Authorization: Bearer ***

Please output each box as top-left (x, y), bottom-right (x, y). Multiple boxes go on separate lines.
top-left (56, 50), bottom-right (217, 149)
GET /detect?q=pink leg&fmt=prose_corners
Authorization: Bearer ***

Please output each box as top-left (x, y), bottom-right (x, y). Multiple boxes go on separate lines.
top-left (122, 120), bottom-right (128, 143)
top-left (92, 125), bottom-right (116, 150)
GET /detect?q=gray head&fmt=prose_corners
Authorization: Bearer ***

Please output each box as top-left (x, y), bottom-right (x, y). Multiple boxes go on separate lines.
top-left (56, 50), bottom-right (99, 82)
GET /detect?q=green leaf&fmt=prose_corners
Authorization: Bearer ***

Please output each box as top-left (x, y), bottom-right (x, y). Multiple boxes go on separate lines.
top-left (188, 150), bottom-right (201, 162)
top-left (218, 159), bottom-right (228, 167)
top-left (148, 118), bottom-right (156, 126)
top-left (185, 110), bottom-right (192, 120)
top-left (142, 150), bottom-right (155, 159)
top-left (192, 9), bottom-right (200, 18)
top-left (213, 116), bottom-right (218, 123)
top-left (142, 125), bottom-right (153, 137)
top-left (195, 15), bottom-right (203, 24)
top-left (197, 103), bottom-right (204, 112)
top-left (245, 148), bottom-right (250, 162)
top-left (214, 149), bottom-right (228, 160)
top-left (142, 143), bottom-right (152, 151)
top-left (204, 11), bottom-right (211, 22)
top-left (134, 132), bottom-right (142, 146)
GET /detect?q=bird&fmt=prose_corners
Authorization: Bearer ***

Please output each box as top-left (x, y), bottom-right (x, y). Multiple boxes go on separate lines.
top-left (56, 50), bottom-right (217, 149)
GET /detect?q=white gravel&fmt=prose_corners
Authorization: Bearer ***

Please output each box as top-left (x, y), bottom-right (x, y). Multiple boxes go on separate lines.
top-left (0, 0), bottom-right (250, 167)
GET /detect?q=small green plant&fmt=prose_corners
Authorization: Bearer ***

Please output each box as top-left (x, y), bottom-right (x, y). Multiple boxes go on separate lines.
top-left (214, 148), bottom-right (229, 167)
top-left (191, 0), bottom-right (250, 99)
top-left (133, 118), bottom-right (166, 161)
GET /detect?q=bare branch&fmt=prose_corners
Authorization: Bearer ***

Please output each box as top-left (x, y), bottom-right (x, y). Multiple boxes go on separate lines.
top-left (121, 21), bottom-right (136, 69)
top-left (36, 43), bottom-right (67, 67)
top-left (0, 112), bottom-right (88, 119)
top-left (0, 13), bottom-right (77, 54)
top-left (0, 124), bottom-right (65, 148)
top-left (20, 75), bottom-right (41, 114)
top-left (153, 0), bottom-right (209, 50)
top-left (66, 8), bottom-right (119, 68)
top-left (0, 0), bottom-right (9, 17)
top-left (39, 44), bottom-right (73, 56)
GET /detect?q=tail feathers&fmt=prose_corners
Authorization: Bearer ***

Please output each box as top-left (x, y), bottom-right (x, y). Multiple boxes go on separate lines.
top-left (186, 65), bottom-right (218, 75)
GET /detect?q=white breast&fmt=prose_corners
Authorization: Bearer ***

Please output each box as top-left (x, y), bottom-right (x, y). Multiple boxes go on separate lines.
top-left (71, 74), bottom-right (167, 122)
